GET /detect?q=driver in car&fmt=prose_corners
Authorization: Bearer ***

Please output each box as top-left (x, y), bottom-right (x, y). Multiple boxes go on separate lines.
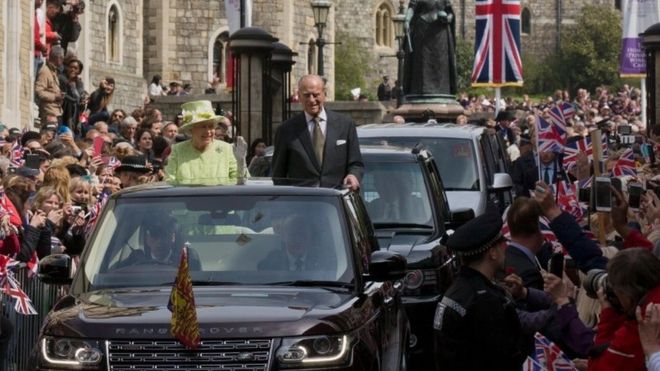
top-left (367, 170), bottom-right (424, 222)
top-left (258, 215), bottom-right (335, 273)
top-left (123, 217), bottom-right (202, 270)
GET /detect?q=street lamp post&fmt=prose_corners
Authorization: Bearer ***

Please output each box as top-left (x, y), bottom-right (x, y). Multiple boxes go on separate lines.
top-left (392, 12), bottom-right (406, 108)
top-left (311, 0), bottom-right (331, 76)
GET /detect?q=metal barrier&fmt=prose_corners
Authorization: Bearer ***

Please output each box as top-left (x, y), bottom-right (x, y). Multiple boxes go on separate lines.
top-left (1, 266), bottom-right (59, 371)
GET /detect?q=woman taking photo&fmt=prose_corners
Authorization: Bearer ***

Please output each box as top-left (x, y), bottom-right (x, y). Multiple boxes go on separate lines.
top-left (59, 56), bottom-right (86, 131)
top-left (589, 248), bottom-right (660, 371)
top-left (86, 76), bottom-right (115, 129)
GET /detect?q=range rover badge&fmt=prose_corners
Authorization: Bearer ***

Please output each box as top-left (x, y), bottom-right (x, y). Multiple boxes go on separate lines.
top-left (236, 352), bottom-right (255, 361)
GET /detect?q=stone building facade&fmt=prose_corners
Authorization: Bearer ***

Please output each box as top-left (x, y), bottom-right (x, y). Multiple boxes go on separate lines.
top-left (0, 0), bottom-right (623, 129)
top-left (0, 1), bottom-right (36, 130)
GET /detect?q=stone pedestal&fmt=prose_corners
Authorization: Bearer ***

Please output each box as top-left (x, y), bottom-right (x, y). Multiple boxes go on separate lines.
top-left (392, 95), bottom-right (465, 122)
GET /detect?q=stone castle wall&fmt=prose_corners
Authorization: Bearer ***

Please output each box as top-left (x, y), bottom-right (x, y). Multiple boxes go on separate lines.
top-left (86, 0), bottom-right (146, 113)
top-left (0, 1), bottom-right (36, 129)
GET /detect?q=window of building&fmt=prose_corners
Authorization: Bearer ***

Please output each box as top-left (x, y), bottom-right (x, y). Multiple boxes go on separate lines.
top-left (212, 31), bottom-right (230, 83)
top-left (521, 7), bottom-right (531, 35)
top-left (375, 3), bottom-right (394, 48)
top-left (615, 0), bottom-right (622, 10)
top-left (308, 39), bottom-right (317, 75)
top-left (106, 3), bottom-right (122, 63)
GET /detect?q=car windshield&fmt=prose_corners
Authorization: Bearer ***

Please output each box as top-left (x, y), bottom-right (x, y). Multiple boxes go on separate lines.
top-left (361, 161), bottom-right (433, 227)
top-left (78, 195), bottom-right (354, 291)
top-left (360, 137), bottom-right (479, 191)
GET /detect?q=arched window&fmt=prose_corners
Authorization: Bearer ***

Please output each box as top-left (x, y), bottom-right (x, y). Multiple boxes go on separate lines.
top-left (375, 3), bottom-right (394, 47)
top-left (521, 8), bottom-right (531, 35)
top-left (106, 3), bottom-right (122, 63)
top-left (308, 39), bottom-right (317, 75)
top-left (212, 31), bottom-right (230, 83)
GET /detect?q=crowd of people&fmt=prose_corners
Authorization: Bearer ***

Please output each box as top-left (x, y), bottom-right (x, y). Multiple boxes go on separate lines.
top-left (432, 84), bottom-right (660, 370)
top-left (10, 9), bottom-right (660, 367)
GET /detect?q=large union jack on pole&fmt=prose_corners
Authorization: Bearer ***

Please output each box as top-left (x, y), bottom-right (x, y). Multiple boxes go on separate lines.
top-left (471, 0), bottom-right (523, 87)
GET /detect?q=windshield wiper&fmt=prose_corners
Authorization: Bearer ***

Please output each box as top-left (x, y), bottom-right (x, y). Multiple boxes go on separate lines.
top-left (159, 280), bottom-right (243, 286)
top-left (374, 223), bottom-right (433, 229)
top-left (266, 280), bottom-right (354, 292)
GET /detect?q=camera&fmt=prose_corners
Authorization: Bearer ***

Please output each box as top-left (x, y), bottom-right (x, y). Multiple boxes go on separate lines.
top-left (71, 204), bottom-right (88, 215)
top-left (583, 269), bottom-right (623, 312)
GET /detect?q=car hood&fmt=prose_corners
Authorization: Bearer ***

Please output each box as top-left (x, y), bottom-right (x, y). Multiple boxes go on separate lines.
top-left (42, 287), bottom-right (362, 339)
top-left (376, 230), bottom-right (430, 255)
top-left (446, 191), bottom-right (484, 216)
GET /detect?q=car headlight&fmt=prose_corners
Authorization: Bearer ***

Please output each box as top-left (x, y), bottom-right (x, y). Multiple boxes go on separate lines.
top-left (276, 334), bottom-right (353, 368)
top-left (40, 337), bottom-right (103, 369)
top-left (404, 269), bottom-right (424, 290)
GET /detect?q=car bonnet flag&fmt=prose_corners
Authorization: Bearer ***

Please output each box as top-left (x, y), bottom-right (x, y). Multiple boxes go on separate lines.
top-left (168, 243), bottom-right (201, 349)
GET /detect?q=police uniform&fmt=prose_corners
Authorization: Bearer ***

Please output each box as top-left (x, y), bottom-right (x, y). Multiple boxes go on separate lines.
top-left (433, 212), bottom-right (526, 371)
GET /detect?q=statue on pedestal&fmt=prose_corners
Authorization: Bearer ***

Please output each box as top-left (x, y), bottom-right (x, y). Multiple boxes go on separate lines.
top-left (403, 0), bottom-right (457, 97)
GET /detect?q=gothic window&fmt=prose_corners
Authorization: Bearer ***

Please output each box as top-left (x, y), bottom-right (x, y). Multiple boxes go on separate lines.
top-left (308, 39), bottom-right (317, 75)
top-left (521, 7), bottom-right (531, 35)
top-left (107, 3), bottom-right (122, 63)
top-left (212, 31), bottom-right (230, 83)
top-left (375, 3), bottom-right (394, 47)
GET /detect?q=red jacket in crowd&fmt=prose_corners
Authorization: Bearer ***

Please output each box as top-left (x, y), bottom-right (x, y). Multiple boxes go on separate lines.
top-left (589, 285), bottom-right (660, 371)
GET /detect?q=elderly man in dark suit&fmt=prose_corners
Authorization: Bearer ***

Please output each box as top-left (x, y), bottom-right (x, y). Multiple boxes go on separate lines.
top-left (272, 75), bottom-right (364, 190)
top-left (258, 215), bottom-right (336, 275)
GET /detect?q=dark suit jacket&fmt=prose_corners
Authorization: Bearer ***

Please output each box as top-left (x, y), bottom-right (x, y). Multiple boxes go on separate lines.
top-left (272, 110), bottom-right (364, 188)
top-left (511, 153), bottom-right (566, 198)
top-left (504, 244), bottom-right (543, 291)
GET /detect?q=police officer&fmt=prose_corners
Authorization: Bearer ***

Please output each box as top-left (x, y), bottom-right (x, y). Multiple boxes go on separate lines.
top-left (434, 211), bottom-right (526, 371)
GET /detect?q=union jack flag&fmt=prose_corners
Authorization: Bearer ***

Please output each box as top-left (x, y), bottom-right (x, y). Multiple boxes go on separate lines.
top-left (528, 332), bottom-right (576, 371)
top-left (547, 103), bottom-right (576, 133)
top-left (0, 254), bottom-right (37, 315)
top-left (85, 189), bottom-right (111, 237)
top-left (611, 148), bottom-right (636, 177)
top-left (578, 176), bottom-right (593, 189)
top-left (536, 116), bottom-right (566, 153)
top-left (471, 0), bottom-right (523, 87)
top-left (26, 251), bottom-right (39, 278)
top-left (562, 135), bottom-right (609, 172)
top-left (9, 141), bottom-right (24, 168)
top-left (556, 181), bottom-right (584, 222)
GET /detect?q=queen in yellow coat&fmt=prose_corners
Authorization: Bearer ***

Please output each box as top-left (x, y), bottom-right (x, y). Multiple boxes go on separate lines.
top-left (165, 100), bottom-right (237, 186)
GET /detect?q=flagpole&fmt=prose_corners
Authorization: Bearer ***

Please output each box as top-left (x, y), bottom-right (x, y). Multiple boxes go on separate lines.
top-left (495, 87), bottom-right (502, 116)
top-left (240, 0), bottom-right (246, 28)
top-left (641, 77), bottom-right (647, 128)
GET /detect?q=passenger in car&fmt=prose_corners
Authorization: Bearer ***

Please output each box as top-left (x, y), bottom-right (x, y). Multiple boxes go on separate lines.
top-left (121, 217), bottom-right (201, 270)
top-left (257, 215), bottom-right (336, 274)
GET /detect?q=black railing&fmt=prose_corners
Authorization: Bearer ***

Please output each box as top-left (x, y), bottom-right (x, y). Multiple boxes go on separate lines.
top-left (1, 266), bottom-right (59, 371)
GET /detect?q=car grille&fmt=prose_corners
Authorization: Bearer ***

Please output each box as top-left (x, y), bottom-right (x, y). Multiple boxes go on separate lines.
top-left (106, 339), bottom-right (273, 370)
